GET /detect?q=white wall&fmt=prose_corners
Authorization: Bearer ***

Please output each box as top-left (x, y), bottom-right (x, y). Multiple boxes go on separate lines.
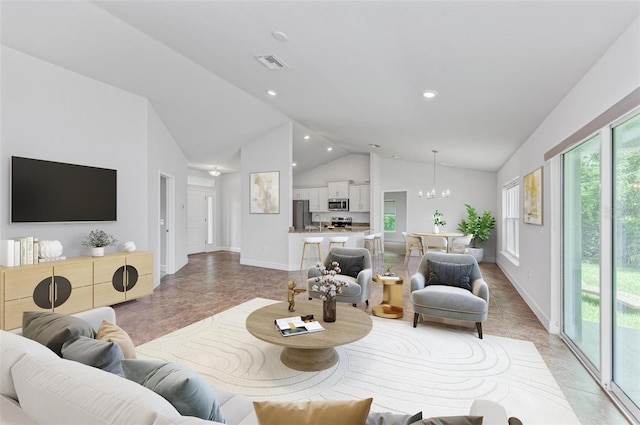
top-left (147, 104), bottom-right (189, 286)
top-left (496, 18), bottom-right (640, 332)
top-left (1, 46), bottom-right (148, 258)
top-left (240, 122), bottom-right (292, 269)
top-left (294, 153), bottom-right (370, 187)
top-left (380, 158), bottom-right (498, 261)
top-left (218, 172), bottom-right (241, 251)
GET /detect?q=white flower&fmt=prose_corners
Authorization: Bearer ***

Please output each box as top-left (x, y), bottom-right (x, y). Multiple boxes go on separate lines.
top-left (311, 261), bottom-right (349, 301)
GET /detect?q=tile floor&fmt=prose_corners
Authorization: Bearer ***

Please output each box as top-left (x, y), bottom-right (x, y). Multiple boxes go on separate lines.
top-left (114, 250), bottom-right (631, 424)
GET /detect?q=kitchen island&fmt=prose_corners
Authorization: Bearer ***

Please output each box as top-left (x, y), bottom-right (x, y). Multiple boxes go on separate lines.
top-left (288, 226), bottom-right (370, 271)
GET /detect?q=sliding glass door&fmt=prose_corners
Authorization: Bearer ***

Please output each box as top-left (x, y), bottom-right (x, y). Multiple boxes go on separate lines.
top-left (612, 113), bottom-right (640, 411)
top-left (562, 110), bottom-right (640, 419)
top-left (563, 135), bottom-right (601, 369)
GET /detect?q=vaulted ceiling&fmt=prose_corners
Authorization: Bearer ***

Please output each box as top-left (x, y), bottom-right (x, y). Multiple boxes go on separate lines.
top-left (2, 1), bottom-right (638, 175)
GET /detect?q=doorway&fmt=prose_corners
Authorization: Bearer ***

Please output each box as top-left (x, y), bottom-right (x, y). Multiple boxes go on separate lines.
top-left (187, 187), bottom-right (215, 254)
top-left (159, 173), bottom-right (175, 277)
top-left (383, 190), bottom-right (408, 256)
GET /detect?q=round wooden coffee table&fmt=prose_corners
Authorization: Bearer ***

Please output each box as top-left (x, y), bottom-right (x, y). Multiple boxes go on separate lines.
top-left (245, 300), bottom-right (372, 371)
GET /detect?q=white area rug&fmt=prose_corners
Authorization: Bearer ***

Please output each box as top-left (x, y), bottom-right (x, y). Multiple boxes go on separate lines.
top-left (136, 298), bottom-right (580, 424)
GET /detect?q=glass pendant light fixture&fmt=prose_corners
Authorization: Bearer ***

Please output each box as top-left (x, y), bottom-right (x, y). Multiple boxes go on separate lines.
top-left (209, 167), bottom-right (221, 177)
top-left (418, 150), bottom-right (450, 199)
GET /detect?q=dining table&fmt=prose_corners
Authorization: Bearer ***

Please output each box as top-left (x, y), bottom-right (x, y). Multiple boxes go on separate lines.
top-left (412, 231), bottom-right (464, 253)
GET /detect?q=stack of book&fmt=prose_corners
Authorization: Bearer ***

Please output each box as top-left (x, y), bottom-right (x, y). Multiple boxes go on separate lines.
top-left (0, 237), bottom-right (56, 267)
top-left (376, 273), bottom-right (401, 281)
top-left (275, 315), bottom-right (324, 337)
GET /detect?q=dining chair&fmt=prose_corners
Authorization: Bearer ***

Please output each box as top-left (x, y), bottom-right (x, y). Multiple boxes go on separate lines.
top-left (402, 232), bottom-right (424, 269)
top-left (423, 236), bottom-right (448, 253)
top-left (450, 234), bottom-right (473, 253)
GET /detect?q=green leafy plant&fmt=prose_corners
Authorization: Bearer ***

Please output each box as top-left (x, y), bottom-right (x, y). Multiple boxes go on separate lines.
top-left (457, 204), bottom-right (496, 247)
top-left (433, 210), bottom-right (446, 227)
top-left (82, 229), bottom-right (117, 248)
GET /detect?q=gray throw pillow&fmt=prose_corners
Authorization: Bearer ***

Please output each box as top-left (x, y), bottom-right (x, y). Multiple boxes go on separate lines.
top-left (61, 335), bottom-right (124, 376)
top-left (426, 260), bottom-right (474, 291)
top-left (121, 359), bottom-right (224, 423)
top-left (368, 411), bottom-right (423, 425)
top-left (22, 311), bottom-right (95, 356)
top-left (329, 253), bottom-right (365, 278)
top-left (418, 416), bottom-right (483, 425)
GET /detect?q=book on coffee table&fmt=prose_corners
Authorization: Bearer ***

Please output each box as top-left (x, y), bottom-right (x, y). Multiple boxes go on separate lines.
top-left (376, 273), bottom-right (401, 281)
top-left (275, 315), bottom-right (324, 337)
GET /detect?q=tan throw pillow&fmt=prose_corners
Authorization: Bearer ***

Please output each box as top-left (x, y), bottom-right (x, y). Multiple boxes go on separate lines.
top-left (96, 320), bottom-right (137, 359)
top-left (254, 398), bottom-right (373, 425)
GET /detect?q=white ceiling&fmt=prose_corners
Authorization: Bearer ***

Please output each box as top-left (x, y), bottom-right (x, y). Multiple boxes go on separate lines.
top-left (2, 1), bottom-right (638, 174)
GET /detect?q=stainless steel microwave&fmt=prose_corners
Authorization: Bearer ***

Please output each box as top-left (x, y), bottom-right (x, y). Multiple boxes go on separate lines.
top-left (328, 199), bottom-right (349, 211)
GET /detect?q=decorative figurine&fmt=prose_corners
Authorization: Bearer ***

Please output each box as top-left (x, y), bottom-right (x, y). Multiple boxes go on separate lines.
top-left (287, 280), bottom-right (306, 312)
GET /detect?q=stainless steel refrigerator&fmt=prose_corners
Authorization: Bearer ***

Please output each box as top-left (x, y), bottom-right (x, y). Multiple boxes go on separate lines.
top-left (293, 200), bottom-right (311, 230)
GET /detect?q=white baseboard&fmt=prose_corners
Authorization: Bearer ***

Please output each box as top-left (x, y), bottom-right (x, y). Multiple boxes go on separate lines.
top-left (240, 257), bottom-right (289, 270)
top-left (497, 260), bottom-right (553, 332)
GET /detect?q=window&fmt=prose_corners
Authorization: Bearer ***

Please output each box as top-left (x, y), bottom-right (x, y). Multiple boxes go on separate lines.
top-left (502, 178), bottom-right (519, 260)
top-left (384, 200), bottom-right (396, 232)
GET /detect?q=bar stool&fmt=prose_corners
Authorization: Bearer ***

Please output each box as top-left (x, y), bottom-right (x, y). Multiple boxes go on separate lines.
top-left (364, 232), bottom-right (383, 271)
top-left (300, 237), bottom-right (324, 271)
top-left (328, 236), bottom-right (349, 250)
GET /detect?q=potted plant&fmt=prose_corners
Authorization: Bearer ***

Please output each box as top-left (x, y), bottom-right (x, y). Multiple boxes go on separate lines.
top-left (82, 229), bottom-right (117, 257)
top-left (432, 210), bottom-right (446, 233)
top-left (457, 204), bottom-right (496, 262)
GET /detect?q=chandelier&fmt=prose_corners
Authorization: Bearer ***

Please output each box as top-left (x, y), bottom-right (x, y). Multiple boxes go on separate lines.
top-left (208, 167), bottom-right (221, 177)
top-left (418, 150), bottom-right (450, 199)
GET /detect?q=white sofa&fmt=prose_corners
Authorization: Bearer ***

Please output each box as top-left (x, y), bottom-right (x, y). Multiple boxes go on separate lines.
top-left (0, 307), bottom-right (256, 425)
top-left (0, 307), bottom-right (514, 425)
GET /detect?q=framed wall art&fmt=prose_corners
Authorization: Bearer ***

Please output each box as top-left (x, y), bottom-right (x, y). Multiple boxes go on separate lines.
top-left (523, 166), bottom-right (543, 225)
top-left (250, 171), bottom-right (280, 214)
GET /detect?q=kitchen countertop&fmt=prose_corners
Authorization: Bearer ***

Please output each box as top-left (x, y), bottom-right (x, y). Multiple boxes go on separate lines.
top-left (289, 226), bottom-right (370, 234)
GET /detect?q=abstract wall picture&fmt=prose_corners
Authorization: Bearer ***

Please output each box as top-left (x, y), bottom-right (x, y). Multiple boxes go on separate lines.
top-left (523, 166), bottom-right (543, 225)
top-left (250, 171), bottom-right (280, 214)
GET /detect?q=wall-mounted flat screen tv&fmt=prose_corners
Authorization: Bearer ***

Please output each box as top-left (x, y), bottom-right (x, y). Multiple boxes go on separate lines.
top-left (11, 156), bottom-right (117, 223)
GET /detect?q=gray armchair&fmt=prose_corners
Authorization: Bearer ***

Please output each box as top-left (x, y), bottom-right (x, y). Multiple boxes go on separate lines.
top-left (307, 247), bottom-right (372, 307)
top-left (410, 252), bottom-right (489, 338)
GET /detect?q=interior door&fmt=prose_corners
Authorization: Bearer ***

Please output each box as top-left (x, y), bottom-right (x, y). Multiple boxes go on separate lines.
top-left (187, 190), bottom-right (206, 254)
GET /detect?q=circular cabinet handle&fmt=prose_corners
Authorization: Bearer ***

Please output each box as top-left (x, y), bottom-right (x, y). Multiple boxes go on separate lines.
top-left (33, 278), bottom-right (53, 309)
top-left (125, 265), bottom-right (139, 290)
top-left (52, 276), bottom-right (72, 308)
top-left (112, 266), bottom-right (126, 292)
top-left (112, 265), bottom-right (139, 292)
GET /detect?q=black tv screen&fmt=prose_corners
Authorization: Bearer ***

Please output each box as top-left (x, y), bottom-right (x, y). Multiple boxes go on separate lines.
top-left (11, 156), bottom-right (117, 223)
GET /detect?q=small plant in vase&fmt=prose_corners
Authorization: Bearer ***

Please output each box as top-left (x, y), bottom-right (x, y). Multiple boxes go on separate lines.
top-left (311, 261), bottom-right (349, 322)
top-left (432, 210), bottom-right (446, 234)
top-left (82, 229), bottom-right (117, 257)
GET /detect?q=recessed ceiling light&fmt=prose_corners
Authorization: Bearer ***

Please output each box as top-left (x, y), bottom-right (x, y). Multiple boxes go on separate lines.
top-left (392, 155), bottom-right (398, 159)
top-left (304, 135), bottom-right (310, 140)
top-left (327, 147), bottom-right (333, 152)
top-left (266, 89), bottom-right (277, 96)
top-left (292, 162), bottom-right (297, 167)
top-left (368, 143), bottom-right (381, 148)
top-left (422, 90), bottom-right (438, 98)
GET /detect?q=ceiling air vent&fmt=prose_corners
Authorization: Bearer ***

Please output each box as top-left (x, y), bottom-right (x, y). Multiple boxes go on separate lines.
top-left (255, 55), bottom-right (289, 70)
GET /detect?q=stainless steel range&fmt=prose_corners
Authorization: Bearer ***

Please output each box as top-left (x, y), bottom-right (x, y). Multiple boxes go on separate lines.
top-left (331, 217), bottom-right (352, 228)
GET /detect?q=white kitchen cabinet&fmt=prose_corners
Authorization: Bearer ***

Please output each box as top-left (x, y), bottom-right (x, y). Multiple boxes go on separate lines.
top-left (349, 184), bottom-right (370, 212)
top-left (309, 187), bottom-right (329, 212)
top-left (327, 181), bottom-right (350, 199)
top-left (293, 188), bottom-right (310, 200)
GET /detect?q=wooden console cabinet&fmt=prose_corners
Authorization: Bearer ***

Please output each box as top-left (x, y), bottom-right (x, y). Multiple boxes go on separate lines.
top-left (0, 251), bottom-right (153, 330)
top-left (93, 252), bottom-right (153, 308)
